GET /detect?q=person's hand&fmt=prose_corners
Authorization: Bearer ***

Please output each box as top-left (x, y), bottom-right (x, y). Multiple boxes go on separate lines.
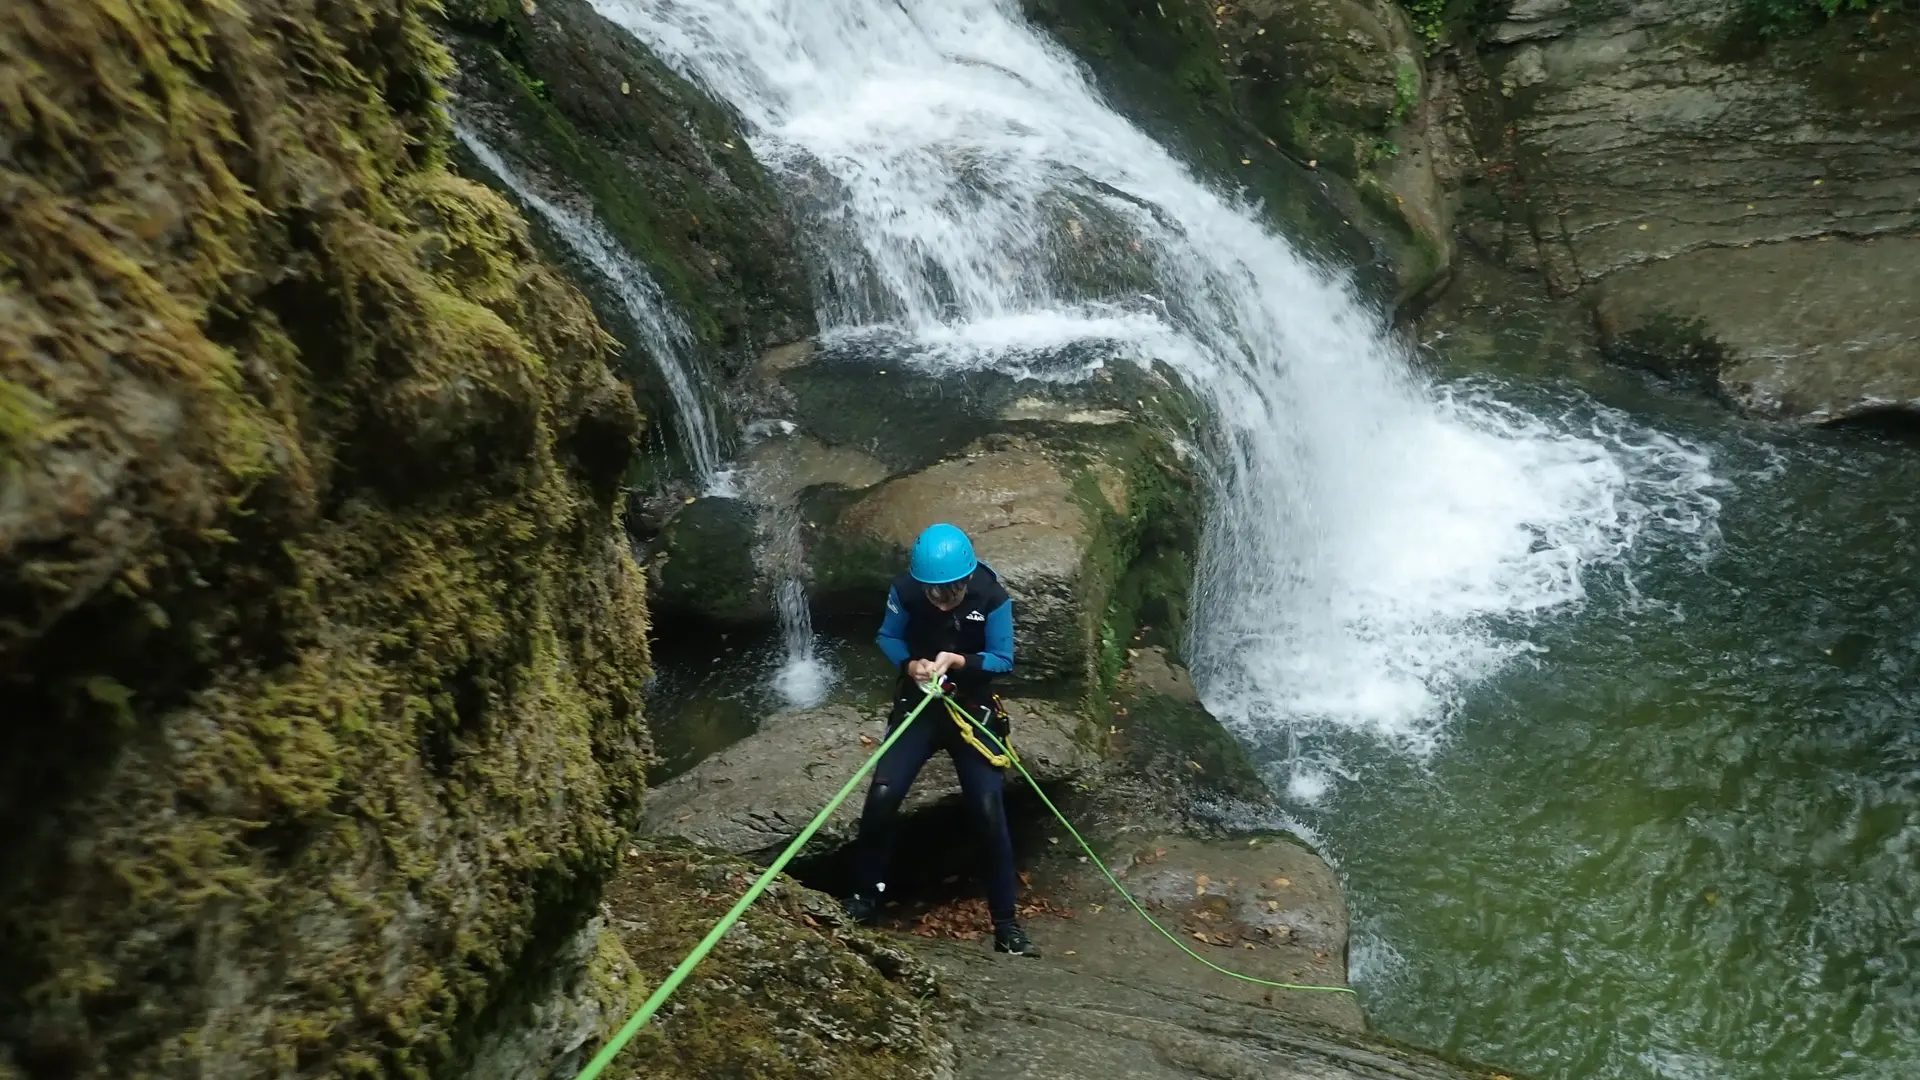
top-left (906, 658), bottom-right (936, 684)
top-left (930, 652), bottom-right (968, 678)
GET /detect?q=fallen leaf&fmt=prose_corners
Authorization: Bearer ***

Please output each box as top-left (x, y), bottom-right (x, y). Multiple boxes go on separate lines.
top-left (619, 80), bottom-right (630, 95)
top-left (1196, 874), bottom-right (1211, 891)
top-left (1192, 931), bottom-right (1210, 943)
top-left (859, 734), bottom-right (877, 748)
top-left (1273, 878), bottom-right (1290, 888)
top-left (1267, 900), bottom-right (1280, 912)
top-left (1244, 942), bottom-right (1256, 949)
top-left (1064, 950), bottom-right (1078, 956)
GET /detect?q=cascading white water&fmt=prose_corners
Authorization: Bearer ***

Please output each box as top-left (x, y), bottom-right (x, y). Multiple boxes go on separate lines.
top-left (453, 123), bottom-right (731, 489)
top-left (596, 0), bottom-right (1719, 769)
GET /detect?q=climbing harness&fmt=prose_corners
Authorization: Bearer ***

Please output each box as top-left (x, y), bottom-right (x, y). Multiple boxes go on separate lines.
top-left (572, 682), bottom-right (1352, 1080)
top-left (944, 691), bottom-right (1011, 767)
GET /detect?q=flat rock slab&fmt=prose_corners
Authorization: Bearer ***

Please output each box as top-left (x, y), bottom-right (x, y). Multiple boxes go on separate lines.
top-left (1023, 834), bottom-right (1363, 1032)
top-left (1597, 237), bottom-right (1920, 421)
top-left (904, 836), bottom-right (1475, 1079)
top-left (644, 699), bottom-right (1098, 857)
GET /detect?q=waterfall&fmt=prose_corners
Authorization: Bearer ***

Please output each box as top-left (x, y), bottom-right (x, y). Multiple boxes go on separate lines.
top-left (452, 124), bottom-right (731, 489)
top-left (591, 1), bottom-right (1718, 765)
top-left (741, 422), bottom-right (839, 709)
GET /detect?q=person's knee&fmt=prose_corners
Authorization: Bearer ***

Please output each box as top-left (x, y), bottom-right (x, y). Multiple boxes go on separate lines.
top-left (970, 788), bottom-right (1008, 834)
top-left (868, 776), bottom-right (906, 813)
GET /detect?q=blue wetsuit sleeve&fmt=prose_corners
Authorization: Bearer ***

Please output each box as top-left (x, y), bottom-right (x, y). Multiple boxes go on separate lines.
top-left (972, 599), bottom-right (1014, 674)
top-left (877, 585), bottom-right (911, 668)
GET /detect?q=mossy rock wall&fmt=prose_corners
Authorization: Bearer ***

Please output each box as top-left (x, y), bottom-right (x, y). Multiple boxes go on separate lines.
top-left (441, 0), bottom-right (816, 376)
top-left (0, 0), bottom-right (652, 1075)
top-left (1021, 0), bottom-right (1452, 305)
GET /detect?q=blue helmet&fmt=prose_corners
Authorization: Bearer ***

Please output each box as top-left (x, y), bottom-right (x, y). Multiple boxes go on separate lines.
top-left (909, 523), bottom-right (978, 585)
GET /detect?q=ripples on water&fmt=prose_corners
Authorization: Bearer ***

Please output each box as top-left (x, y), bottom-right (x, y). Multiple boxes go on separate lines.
top-left (1294, 419), bottom-right (1920, 1080)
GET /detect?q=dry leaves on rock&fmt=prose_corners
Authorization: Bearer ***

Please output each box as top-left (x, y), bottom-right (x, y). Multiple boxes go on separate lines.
top-left (908, 896), bottom-right (1077, 941)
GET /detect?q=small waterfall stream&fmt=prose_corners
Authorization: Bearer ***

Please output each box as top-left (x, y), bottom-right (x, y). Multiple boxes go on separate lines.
top-left (453, 123), bottom-right (730, 488)
top-left (457, 123), bottom-right (837, 703)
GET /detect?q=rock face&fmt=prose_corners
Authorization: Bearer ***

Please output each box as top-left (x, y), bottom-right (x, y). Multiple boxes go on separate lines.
top-left (645, 699), bottom-right (1100, 857)
top-left (443, 0), bottom-right (815, 372)
top-left (0, 0), bottom-right (656, 1076)
top-left (1453, 0), bottom-right (1920, 420)
top-left (1022, 0), bottom-right (1458, 305)
top-left (648, 495), bottom-right (769, 626)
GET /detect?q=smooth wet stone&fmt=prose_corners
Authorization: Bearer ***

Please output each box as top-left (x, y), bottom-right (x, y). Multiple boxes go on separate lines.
top-left (644, 699), bottom-right (1099, 858)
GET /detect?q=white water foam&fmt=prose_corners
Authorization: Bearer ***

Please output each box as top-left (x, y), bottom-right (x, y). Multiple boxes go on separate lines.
top-left (453, 123), bottom-right (730, 487)
top-left (595, 0), bottom-right (1721, 762)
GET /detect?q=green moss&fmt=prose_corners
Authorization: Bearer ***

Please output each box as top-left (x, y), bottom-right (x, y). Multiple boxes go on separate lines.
top-left (1020, 0), bottom-right (1381, 279)
top-left (1743, 0), bottom-right (1883, 37)
top-left (0, 0), bottom-right (651, 1075)
top-left (441, 0), bottom-right (815, 372)
top-left (594, 840), bottom-right (947, 1080)
top-left (0, 379), bottom-right (53, 468)
top-left (1050, 396), bottom-right (1204, 706)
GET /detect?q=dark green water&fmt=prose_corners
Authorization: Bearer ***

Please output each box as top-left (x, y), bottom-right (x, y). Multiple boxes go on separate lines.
top-left (1278, 397), bottom-right (1920, 1080)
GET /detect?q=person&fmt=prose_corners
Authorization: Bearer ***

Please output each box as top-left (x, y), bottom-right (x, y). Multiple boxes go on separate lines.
top-left (841, 523), bottom-right (1038, 956)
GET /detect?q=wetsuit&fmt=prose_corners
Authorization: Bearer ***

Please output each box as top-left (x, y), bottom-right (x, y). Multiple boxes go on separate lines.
top-left (851, 565), bottom-right (1018, 921)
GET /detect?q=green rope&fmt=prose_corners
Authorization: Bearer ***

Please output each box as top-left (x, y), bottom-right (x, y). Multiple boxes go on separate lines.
top-left (574, 685), bottom-right (1351, 1080)
top-left (955, 701), bottom-right (1357, 997)
top-left (571, 690), bottom-right (942, 1080)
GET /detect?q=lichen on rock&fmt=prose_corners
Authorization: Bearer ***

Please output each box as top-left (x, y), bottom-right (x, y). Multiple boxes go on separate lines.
top-left (0, 0), bottom-right (654, 1074)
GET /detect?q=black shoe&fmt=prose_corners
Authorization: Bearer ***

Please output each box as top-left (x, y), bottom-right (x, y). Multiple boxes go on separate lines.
top-left (993, 920), bottom-right (1040, 957)
top-left (841, 893), bottom-right (879, 926)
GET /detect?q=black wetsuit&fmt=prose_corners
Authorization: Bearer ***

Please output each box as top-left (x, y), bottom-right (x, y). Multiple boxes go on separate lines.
top-left (851, 566), bottom-right (1018, 922)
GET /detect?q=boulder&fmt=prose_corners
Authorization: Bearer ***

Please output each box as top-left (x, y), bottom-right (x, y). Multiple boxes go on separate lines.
top-left (1020, 0), bottom-right (1456, 307)
top-left (1596, 237), bottom-right (1920, 420)
top-left (644, 699), bottom-right (1100, 858)
top-left (646, 495), bottom-right (770, 626)
top-left (751, 342), bottom-right (1205, 692)
top-left (443, 0), bottom-right (814, 370)
top-left (1111, 647), bottom-right (1273, 811)
top-left (807, 442), bottom-right (1100, 685)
